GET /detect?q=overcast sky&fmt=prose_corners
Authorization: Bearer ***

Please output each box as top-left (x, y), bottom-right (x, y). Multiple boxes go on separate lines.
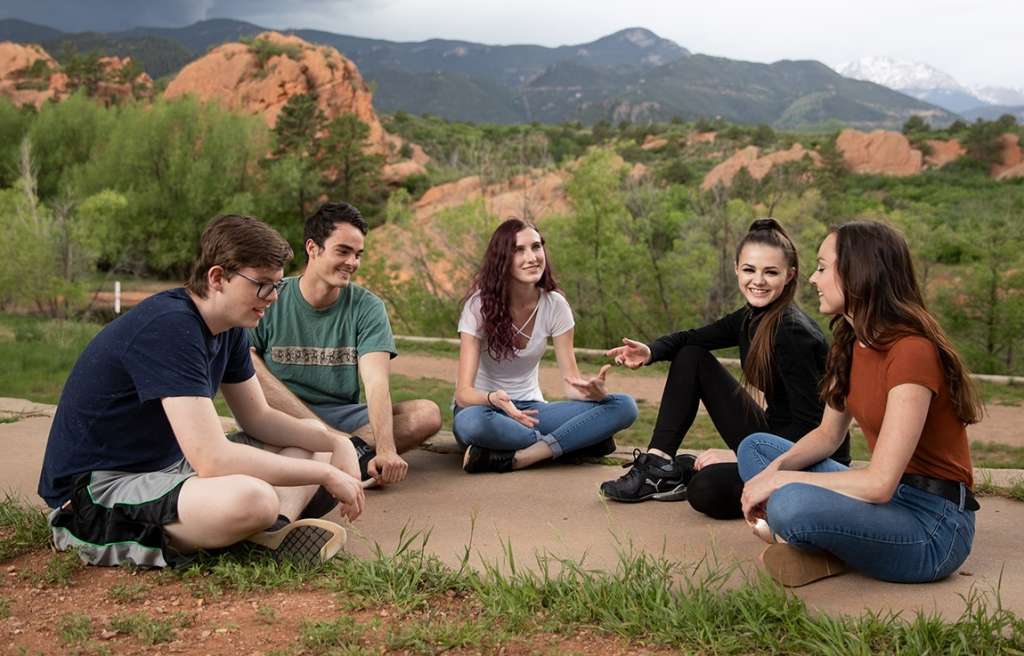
top-left (3, 0), bottom-right (1020, 88)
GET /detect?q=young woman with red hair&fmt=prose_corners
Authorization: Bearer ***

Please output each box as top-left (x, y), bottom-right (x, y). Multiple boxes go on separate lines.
top-left (453, 218), bottom-right (638, 473)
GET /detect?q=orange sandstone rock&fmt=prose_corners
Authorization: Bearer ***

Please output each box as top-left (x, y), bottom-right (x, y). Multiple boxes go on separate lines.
top-left (700, 144), bottom-right (818, 190)
top-left (640, 135), bottom-right (668, 150)
top-left (992, 134), bottom-right (1022, 178)
top-left (687, 131), bottom-right (717, 145)
top-left (164, 32), bottom-right (389, 154)
top-left (836, 129), bottom-right (923, 176)
top-left (924, 139), bottom-right (965, 169)
top-left (0, 41), bottom-right (66, 107)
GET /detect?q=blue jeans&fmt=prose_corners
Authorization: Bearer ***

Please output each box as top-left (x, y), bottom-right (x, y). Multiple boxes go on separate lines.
top-left (737, 432), bottom-right (975, 583)
top-left (453, 394), bottom-right (638, 457)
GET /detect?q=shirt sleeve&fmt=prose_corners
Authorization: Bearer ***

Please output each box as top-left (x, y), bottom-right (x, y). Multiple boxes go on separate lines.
top-left (547, 291), bottom-right (575, 337)
top-left (647, 307), bottom-right (745, 364)
top-left (356, 293), bottom-right (397, 359)
top-left (458, 294), bottom-right (483, 338)
top-left (124, 311), bottom-right (215, 401)
top-left (773, 316), bottom-right (827, 434)
top-left (223, 328), bottom-right (256, 384)
top-left (886, 336), bottom-right (943, 395)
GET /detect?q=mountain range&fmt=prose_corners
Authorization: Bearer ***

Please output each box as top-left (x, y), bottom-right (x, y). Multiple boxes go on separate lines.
top-left (0, 18), bottom-right (957, 129)
top-left (837, 56), bottom-right (1024, 121)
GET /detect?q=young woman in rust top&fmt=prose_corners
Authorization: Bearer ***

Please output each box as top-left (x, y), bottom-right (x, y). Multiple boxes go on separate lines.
top-left (738, 220), bottom-right (982, 586)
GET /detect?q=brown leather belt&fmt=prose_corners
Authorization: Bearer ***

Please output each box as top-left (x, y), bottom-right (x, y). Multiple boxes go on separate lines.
top-left (900, 474), bottom-right (980, 511)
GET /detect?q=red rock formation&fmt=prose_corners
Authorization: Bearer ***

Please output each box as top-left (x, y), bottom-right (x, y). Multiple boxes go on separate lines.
top-left (94, 56), bottom-right (154, 106)
top-left (992, 134), bottom-right (1022, 178)
top-left (924, 139), bottom-right (965, 169)
top-left (164, 32), bottom-right (390, 154)
top-left (701, 144), bottom-right (818, 190)
top-left (996, 162), bottom-right (1024, 181)
top-left (687, 131), bottom-right (717, 145)
top-left (640, 135), bottom-right (668, 150)
top-left (836, 129), bottom-right (922, 176)
top-left (0, 42), bottom-right (67, 107)
top-left (701, 146), bottom-right (760, 189)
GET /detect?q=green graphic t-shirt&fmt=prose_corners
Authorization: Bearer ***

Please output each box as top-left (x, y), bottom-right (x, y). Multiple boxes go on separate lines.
top-left (249, 277), bottom-right (397, 406)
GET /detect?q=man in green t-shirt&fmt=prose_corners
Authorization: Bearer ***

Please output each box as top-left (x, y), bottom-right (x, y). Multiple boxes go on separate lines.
top-left (250, 203), bottom-right (441, 487)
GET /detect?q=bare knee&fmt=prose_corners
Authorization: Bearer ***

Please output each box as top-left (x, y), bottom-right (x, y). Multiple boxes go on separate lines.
top-left (218, 476), bottom-right (279, 531)
top-left (398, 400), bottom-right (442, 440)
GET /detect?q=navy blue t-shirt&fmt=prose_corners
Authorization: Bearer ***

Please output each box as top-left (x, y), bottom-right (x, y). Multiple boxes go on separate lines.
top-left (38, 288), bottom-right (256, 508)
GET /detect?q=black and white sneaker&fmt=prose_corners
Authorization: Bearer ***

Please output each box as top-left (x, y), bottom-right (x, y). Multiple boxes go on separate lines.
top-left (246, 517), bottom-right (347, 566)
top-left (599, 449), bottom-right (686, 502)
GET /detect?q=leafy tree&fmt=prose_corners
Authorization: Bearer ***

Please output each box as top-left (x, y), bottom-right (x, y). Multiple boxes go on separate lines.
top-left (902, 115), bottom-right (929, 134)
top-left (268, 93), bottom-right (326, 221)
top-left (963, 119), bottom-right (1006, 166)
top-left (320, 113), bottom-right (385, 220)
top-left (63, 50), bottom-right (104, 97)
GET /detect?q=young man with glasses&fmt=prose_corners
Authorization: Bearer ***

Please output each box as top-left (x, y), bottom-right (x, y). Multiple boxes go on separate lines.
top-left (249, 202), bottom-right (442, 487)
top-left (39, 214), bottom-right (364, 568)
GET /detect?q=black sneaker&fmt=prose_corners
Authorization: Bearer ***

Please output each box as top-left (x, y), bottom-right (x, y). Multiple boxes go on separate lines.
top-left (462, 444), bottom-right (515, 473)
top-left (599, 449), bottom-right (685, 502)
top-left (246, 518), bottom-right (347, 566)
top-left (350, 435), bottom-right (377, 486)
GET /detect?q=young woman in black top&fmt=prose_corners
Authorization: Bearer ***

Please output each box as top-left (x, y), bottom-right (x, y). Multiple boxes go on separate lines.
top-left (600, 219), bottom-right (850, 518)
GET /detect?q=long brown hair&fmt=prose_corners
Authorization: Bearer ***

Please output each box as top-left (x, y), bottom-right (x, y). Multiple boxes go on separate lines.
top-left (819, 220), bottom-right (982, 424)
top-left (736, 218), bottom-right (799, 395)
top-left (464, 218), bottom-right (559, 361)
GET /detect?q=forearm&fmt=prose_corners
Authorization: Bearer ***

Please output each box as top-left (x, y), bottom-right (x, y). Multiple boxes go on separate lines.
top-left (364, 385), bottom-right (397, 454)
top-left (197, 441), bottom-right (336, 487)
top-left (243, 407), bottom-right (341, 454)
top-left (455, 386), bottom-right (495, 408)
top-left (773, 466), bottom-right (894, 504)
top-left (251, 349), bottom-right (319, 420)
top-left (772, 426), bottom-right (844, 472)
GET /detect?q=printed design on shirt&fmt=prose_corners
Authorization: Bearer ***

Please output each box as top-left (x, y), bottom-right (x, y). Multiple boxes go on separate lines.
top-left (271, 346), bottom-right (357, 366)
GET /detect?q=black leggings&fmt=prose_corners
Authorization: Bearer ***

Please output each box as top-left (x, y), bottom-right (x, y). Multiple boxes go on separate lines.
top-left (649, 346), bottom-right (770, 519)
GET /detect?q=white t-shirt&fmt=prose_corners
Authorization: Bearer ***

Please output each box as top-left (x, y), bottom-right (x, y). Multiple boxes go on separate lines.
top-left (458, 290), bottom-right (575, 402)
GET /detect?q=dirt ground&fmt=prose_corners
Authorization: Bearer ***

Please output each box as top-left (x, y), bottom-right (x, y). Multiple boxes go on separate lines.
top-left (2, 551), bottom-right (672, 655)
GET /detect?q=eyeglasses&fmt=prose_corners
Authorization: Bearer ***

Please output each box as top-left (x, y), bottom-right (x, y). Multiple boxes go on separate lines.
top-left (232, 271), bottom-right (286, 300)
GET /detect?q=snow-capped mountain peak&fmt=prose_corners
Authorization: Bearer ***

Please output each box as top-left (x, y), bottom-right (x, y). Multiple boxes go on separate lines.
top-left (836, 56), bottom-right (966, 92)
top-left (970, 85), bottom-right (1024, 106)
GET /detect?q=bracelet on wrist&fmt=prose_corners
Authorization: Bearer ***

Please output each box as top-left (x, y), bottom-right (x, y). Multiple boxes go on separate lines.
top-left (486, 391), bottom-right (496, 408)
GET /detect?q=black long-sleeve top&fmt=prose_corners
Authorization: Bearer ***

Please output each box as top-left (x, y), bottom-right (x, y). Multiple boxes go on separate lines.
top-left (647, 304), bottom-right (851, 465)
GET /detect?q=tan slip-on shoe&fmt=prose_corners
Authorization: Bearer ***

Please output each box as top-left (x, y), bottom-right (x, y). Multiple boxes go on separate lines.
top-left (246, 518), bottom-right (347, 566)
top-left (759, 543), bottom-right (847, 587)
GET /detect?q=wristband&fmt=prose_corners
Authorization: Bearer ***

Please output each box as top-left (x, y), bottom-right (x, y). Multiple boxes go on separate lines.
top-left (486, 391), bottom-right (496, 408)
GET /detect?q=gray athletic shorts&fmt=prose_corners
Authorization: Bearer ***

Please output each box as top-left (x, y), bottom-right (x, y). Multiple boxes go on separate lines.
top-left (49, 432), bottom-right (266, 568)
top-left (308, 402), bottom-right (370, 434)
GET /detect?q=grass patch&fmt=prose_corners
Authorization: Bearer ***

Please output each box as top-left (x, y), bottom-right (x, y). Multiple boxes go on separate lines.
top-left (0, 596), bottom-right (9, 619)
top-left (108, 611), bottom-right (184, 645)
top-left (970, 441), bottom-right (1024, 469)
top-left (300, 615), bottom-right (366, 654)
top-left (57, 613), bottom-right (93, 646)
top-left (38, 549), bottom-right (85, 587)
top-left (979, 379), bottom-right (1024, 406)
top-left (107, 581), bottom-right (150, 603)
top-left (0, 493), bottom-right (51, 562)
top-left (0, 313), bottom-right (102, 404)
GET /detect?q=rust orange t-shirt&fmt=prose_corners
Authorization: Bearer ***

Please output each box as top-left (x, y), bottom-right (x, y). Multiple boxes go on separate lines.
top-left (845, 335), bottom-right (973, 487)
